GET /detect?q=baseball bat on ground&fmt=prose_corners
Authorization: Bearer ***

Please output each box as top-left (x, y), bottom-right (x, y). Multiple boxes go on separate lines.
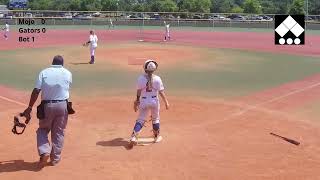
top-left (270, 133), bottom-right (300, 146)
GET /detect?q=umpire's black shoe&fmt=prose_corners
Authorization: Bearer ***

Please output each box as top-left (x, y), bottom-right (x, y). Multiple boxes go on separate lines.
top-left (38, 154), bottom-right (49, 168)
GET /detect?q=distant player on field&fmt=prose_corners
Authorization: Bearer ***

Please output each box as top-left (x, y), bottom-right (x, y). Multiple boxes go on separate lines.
top-left (83, 30), bottom-right (98, 64)
top-left (2, 22), bottom-right (9, 40)
top-left (108, 18), bottom-right (114, 29)
top-left (164, 21), bottom-right (170, 41)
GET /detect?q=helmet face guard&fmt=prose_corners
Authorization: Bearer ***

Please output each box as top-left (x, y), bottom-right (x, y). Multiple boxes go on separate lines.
top-left (12, 113), bottom-right (27, 135)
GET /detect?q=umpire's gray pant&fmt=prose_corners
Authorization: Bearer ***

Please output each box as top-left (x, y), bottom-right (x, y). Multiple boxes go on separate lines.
top-left (37, 101), bottom-right (68, 162)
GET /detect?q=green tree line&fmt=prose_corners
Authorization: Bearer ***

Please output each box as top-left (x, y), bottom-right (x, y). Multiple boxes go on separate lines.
top-left (3, 0), bottom-right (320, 14)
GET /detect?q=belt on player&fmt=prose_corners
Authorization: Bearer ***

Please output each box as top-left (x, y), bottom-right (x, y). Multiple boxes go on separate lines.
top-left (141, 96), bottom-right (157, 99)
top-left (42, 100), bottom-right (66, 104)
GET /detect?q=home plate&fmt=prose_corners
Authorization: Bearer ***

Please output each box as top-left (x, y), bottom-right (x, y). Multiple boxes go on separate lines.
top-left (137, 136), bottom-right (163, 146)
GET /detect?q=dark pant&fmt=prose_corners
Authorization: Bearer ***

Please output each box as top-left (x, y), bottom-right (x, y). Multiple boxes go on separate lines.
top-left (37, 101), bottom-right (68, 162)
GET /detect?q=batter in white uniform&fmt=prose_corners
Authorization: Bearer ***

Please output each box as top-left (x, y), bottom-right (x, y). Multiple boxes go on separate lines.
top-left (3, 22), bottom-right (9, 40)
top-left (129, 60), bottom-right (170, 147)
top-left (83, 30), bottom-right (98, 64)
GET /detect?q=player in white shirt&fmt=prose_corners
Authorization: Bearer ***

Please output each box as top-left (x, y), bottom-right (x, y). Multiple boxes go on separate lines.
top-left (164, 21), bottom-right (170, 41)
top-left (2, 22), bottom-right (9, 40)
top-left (83, 30), bottom-right (98, 64)
top-left (129, 60), bottom-right (170, 148)
top-left (108, 18), bottom-right (114, 29)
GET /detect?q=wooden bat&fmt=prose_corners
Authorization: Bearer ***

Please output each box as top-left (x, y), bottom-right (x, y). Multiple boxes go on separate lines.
top-left (270, 133), bottom-right (300, 146)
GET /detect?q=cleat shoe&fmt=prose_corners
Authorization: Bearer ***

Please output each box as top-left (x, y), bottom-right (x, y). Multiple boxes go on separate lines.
top-left (154, 135), bottom-right (163, 143)
top-left (39, 154), bottom-right (49, 168)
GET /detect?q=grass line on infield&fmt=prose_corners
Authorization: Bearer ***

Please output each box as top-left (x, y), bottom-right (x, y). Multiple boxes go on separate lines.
top-left (0, 95), bottom-right (27, 107)
top-left (213, 81), bottom-right (320, 125)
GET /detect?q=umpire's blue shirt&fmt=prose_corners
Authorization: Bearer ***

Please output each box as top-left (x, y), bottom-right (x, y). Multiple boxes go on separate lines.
top-left (35, 65), bottom-right (72, 101)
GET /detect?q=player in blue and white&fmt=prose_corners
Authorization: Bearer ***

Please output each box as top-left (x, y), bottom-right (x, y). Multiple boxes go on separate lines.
top-left (2, 22), bottom-right (9, 40)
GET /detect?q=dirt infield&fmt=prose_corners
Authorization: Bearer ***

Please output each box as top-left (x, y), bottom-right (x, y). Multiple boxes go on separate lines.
top-left (1, 29), bottom-right (320, 180)
top-left (237, 73), bottom-right (320, 113)
top-left (1, 86), bottom-right (320, 180)
top-left (104, 44), bottom-right (204, 70)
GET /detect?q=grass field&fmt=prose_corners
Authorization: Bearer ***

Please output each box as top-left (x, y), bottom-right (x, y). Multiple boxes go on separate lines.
top-left (1, 42), bottom-right (320, 98)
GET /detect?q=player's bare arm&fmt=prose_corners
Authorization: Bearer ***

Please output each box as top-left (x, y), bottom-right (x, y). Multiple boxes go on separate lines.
top-left (159, 90), bottom-right (169, 110)
top-left (83, 40), bottom-right (90, 46)
top-left (20, 88), bottom-right (41, 123)
top-left (134, 89), bottom-right (142, 112)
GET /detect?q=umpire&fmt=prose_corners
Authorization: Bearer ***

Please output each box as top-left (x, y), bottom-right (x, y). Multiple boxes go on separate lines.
top-left (22, 55), bottom-right (72, 167)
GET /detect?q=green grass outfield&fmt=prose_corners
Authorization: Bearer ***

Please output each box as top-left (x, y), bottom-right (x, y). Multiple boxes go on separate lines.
top-left (1, 42), bottom-right (320, 99)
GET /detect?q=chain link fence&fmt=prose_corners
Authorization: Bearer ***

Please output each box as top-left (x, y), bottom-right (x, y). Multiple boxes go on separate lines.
top-left (0, 10), bottom-right (320, 30)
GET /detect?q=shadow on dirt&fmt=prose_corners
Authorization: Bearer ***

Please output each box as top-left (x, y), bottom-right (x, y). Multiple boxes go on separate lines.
top-left (96, 138), bottom-right (133, 150)
top-left (0, 160), bottom-right (42, 173)
top-left (70, 62), bottom-right (90, 65)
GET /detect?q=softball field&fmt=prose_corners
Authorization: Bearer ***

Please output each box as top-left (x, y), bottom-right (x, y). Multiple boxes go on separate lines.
top-left (1, 26), bottom-right (320, 180)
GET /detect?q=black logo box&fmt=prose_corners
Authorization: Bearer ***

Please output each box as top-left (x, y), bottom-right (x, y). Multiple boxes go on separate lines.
top-left (274, 15), bottom-right (305, 45)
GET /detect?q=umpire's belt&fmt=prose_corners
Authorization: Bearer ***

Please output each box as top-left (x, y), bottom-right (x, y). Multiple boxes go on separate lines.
top-left (42, 100), bottom-right (66, 104)
top-left (142, 96), bottom-right (157, 99)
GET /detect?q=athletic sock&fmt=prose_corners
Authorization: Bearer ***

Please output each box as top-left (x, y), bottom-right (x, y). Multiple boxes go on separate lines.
top-left (133, 122), bottom-right (143, 133)
top-left (152, 123), bottom-right (160, 137)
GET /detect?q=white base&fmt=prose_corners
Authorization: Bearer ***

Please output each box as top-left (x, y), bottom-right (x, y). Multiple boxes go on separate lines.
top-left (136, 136), bottom-right (163, 146)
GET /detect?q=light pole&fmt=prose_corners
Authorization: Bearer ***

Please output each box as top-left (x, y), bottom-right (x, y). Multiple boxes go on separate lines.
top-left (307, 0), bottom-right (308, 16)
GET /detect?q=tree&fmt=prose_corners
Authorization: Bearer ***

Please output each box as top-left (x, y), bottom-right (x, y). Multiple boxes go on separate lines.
top-left (211, 0), bottom-right (233, 13)
top-left (101, 0), bottom-right (118, 11)
top-left (118, 0), bottom-right (136, 11)
top-left (160, 0), bottom-right (178, 12)
top-left (69, 0), bottom-right (82, 10)
top-left (309, 0), bottom-right (320, 15)
top-left (231, 6), bottom-right (244, 13)
top-left (132, 3), bottom-right (144, 11)
top-left (243, 0), bottom-right (262, 14)
top-left (181, 0), bottom-right (211, 12)
top-left (80, 0), bottom-right (102, 11)
top-left (149, 0), bottom-right (162, 11)
top-left (0, 0), bottom-right (9, 5)
top-left (288, 0), bottom-right (305, 14)
top-left (52, 0), bottom-right (73, 10)
top-left (221, 0), bottom-right (234, 12)
top-left (260, 0), bottom-right (278, 14)
top-left (234, 0), bottom-right (244, 6)
top-left (180, 0), bottom-right (195, 12)
top-left (272, 0), bottom-right (293, 14)
top-left (194, 0), bottom-right (211, 13)
top-left (28, 0), bottom-right (54, 10)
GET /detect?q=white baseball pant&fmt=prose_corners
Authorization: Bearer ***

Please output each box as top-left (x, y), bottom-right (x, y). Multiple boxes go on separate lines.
top-left (136, 96), bottom-right (160, 125)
